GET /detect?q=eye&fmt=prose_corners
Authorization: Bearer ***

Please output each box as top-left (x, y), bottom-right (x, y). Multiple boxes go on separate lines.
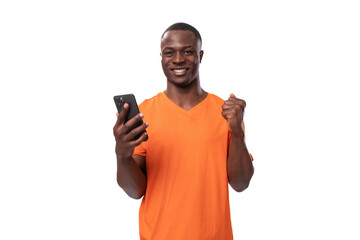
top-left (184, 50), bottom-right (193, 55)
top-left (164, 51), bottom-right (174, 57)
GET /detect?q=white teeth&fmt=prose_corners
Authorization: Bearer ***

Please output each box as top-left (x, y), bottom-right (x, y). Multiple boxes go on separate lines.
top-left (173, 69), bottom-right (186, 73)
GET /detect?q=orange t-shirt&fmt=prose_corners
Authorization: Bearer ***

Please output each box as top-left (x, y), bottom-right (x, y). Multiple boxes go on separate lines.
top-left (134, 92), bottom-right (233, 240)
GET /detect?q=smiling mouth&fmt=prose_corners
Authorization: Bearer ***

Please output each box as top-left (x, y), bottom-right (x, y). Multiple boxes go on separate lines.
top-left (172, 68), bottom-right (188, 73)
top-left (171, 68), bottom-right (189, 76)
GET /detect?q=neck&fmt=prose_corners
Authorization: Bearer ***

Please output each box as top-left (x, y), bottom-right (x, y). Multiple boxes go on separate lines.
top-left (165, 79), bottom-right (207, 110)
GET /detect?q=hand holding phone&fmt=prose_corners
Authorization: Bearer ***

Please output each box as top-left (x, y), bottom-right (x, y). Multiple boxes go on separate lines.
top-left (114, 94), bottom-right (148, 142)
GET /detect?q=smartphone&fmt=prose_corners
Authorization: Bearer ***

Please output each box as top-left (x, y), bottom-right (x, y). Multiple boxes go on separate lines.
top-left (114, 94), bottom-right (148, 141)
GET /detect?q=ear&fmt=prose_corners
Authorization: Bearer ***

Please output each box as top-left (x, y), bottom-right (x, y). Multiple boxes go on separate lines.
top-left (199, 50), bottom-right (204, 63)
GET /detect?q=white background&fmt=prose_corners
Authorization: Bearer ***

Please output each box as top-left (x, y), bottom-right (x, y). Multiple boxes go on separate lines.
top-left (1, 0), bottom-right (359, 239)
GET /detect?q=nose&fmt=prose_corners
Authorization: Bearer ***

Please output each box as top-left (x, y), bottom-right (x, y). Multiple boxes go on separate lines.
top-left (172, 52), bottom-right (185, 65)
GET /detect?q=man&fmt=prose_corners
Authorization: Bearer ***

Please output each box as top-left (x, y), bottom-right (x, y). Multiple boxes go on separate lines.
top-left (113, 22), bottom-right (254, 240)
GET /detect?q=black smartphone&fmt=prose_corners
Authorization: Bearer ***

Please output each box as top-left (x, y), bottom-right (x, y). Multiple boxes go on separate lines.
top-left (114, 94), bottom-right (148, 141)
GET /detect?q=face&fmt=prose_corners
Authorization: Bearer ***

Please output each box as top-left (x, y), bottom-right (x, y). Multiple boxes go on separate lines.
top-left (161, 30), bottom-right (204, 88)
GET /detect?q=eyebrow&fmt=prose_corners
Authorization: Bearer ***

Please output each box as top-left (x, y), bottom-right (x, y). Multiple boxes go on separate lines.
top-left (161, 46), bottom-right (193, 52)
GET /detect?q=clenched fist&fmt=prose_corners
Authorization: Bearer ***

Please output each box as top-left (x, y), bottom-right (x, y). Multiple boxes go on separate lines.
top-left (222, 94), bottom-right (246, 137)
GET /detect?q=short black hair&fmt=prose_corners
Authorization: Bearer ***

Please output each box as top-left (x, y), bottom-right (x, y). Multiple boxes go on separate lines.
top-left (161, 22), bottom-right (202, 45)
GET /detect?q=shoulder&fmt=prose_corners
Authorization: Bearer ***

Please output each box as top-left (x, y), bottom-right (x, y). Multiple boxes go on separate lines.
top-left (138, 92), bottom-right (163, 112)
top-left (206, 93), bottom-right (225, 106)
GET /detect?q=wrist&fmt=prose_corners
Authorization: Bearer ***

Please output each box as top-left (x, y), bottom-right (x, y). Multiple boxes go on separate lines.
top-left (230, 131), bottom-right (245, 140)
top-left (116, 153), bottom-right (133, 163)
top-left (229, 132), bottom-right (248, 153)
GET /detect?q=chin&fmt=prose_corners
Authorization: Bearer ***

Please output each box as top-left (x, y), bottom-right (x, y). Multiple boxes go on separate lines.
top-left (168, 77), bottom-right (195, 88)
top-left (167, 72), bottom-right (199, 87)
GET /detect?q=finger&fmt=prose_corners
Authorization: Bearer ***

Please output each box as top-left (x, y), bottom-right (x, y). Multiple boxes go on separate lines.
top-left (229, 93), bottom-right (236, 98)
top-left (221, 111), bottom-right (239, 120)
top-left (234, 99), bottom-right (246, 108)
top-left (123, 122), bottom-right (149, 142)
top-left (223, 100), bottom-right (235, 107)
top-left (239, 99), bottom-right (246, 108)
top-left (115, 103), bottom-right (129, 127)
top-left (129, 131), bottom-right (148, 147)
top-left (224, 99), bottom-right (236, 104)
top-left (228, 97), bottom-right (246, 108)
top-left (222, 99), bottom-right (237, 109)
top-left (222, 104), bottom-right (233, 111)
top-left (222, 109), bottom-right (239, 119)
top-left (221, 110), bottom-right (228, 120)
top-left (113, 104), bottom-right (129, 137)
top-left (121, 112), bottom-right (144, 134)
top-left (223, 100), bottom-right (246, 111)
top-left (222, 101), bottom-right (238, 110)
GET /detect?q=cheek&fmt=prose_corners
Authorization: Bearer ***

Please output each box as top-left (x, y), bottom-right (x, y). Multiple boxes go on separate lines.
top-left (161, 58), bottom-right (171, 68)
top-left (191, 60), bottom-right (200, 70)
top-left (161, 60), bottom-right (168, 71)
top-left (191, 56), bottom-right (200, 66)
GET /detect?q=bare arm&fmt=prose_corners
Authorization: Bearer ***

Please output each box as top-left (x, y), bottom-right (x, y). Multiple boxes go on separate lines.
top-left (116, 154), bottom-right (147, 199)
top-left (227, 133), bottom-right (254, 192)
top-left (222, 94), bottom-right (254, 192)
top-left (113, 103), bottom-right (148, 199)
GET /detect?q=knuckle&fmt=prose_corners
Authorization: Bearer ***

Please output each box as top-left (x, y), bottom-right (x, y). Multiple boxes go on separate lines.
top-left (120, 135), bottom-right (127, 142)
top-left (123, 122), bottom-right (130, 130)
top-left (113, 127), bottom-right (120, 136)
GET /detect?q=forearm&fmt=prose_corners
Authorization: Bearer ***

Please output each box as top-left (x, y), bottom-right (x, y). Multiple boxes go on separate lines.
top-left (227, 134), bottom-right (254, 192)
top-left (116, 155), bottom-right (147, 199)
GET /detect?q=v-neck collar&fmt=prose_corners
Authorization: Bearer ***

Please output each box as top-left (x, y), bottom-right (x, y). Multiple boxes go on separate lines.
top-left (160, 91), bottom-right (209, 115)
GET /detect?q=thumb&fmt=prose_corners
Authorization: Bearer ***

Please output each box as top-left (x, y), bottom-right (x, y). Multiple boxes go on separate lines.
top-left (229, 93), bottom-right (236, 98)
